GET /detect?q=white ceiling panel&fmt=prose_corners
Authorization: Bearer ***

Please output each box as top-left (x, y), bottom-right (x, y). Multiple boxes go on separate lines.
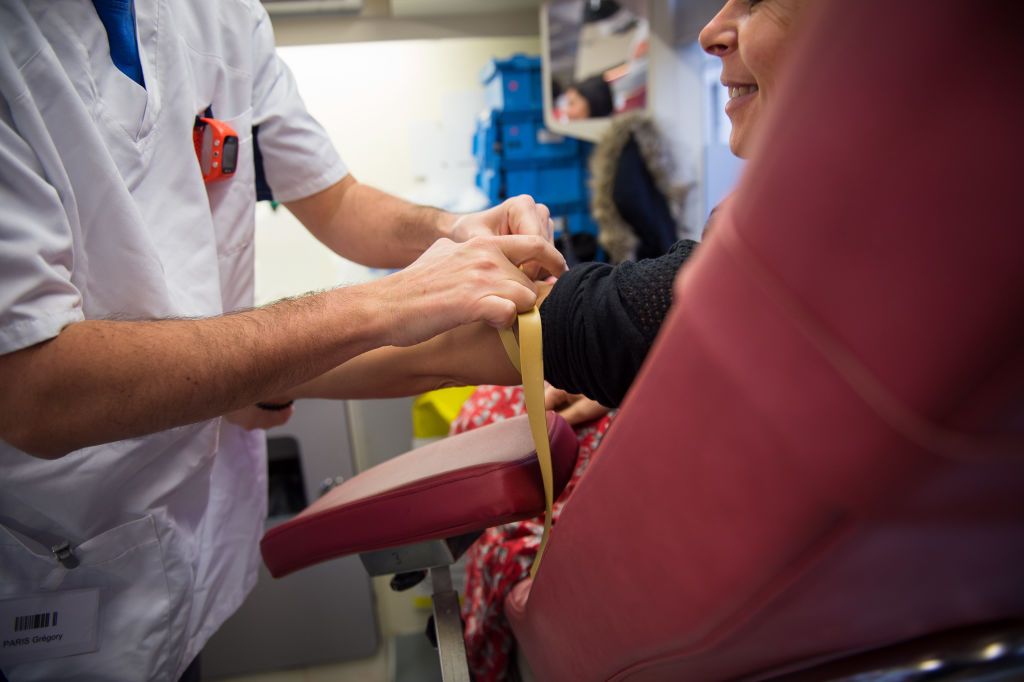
top-left (390, 0), bottom-right (540, 17)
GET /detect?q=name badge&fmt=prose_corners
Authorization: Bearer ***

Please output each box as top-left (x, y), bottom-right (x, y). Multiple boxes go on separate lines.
top-left (0, 589), bottom-right (99, 666)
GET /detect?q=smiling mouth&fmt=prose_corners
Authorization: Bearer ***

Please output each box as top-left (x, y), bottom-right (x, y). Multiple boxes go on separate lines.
top-left (728, 84), bottom-right (759, 99)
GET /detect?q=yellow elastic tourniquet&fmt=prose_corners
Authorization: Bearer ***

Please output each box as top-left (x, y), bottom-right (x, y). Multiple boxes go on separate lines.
top-left (497, 326), bottom-right (522, 374)
top-left (498, 308), bottom-right (553, 579)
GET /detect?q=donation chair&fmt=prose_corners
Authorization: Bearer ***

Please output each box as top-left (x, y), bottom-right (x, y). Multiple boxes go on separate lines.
top-left (260, 413), bottom-right (580, 680)
top-left (261, 1), bottom-right (1024, 679)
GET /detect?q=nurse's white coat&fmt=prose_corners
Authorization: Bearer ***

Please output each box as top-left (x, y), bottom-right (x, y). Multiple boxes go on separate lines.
top-left (0, 1), bottom-right (347, 679)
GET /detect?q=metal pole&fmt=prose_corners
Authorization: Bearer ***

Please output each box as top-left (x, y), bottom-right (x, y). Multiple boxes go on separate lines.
top-left (430, 565), bottom-right (471, 682)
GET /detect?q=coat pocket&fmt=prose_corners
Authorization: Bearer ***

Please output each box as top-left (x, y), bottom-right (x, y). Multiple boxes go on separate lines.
top-left (0, 515), bottom-right (188, 682)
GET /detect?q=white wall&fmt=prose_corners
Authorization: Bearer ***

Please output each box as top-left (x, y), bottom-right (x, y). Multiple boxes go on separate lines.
top-left (648, 1), bottom-right (707, 238)
top-left (254, 35), bottom-right (540, 305)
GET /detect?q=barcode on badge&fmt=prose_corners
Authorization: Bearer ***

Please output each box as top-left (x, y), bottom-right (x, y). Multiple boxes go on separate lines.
top-left (13, 611), bottom-right (58, 632)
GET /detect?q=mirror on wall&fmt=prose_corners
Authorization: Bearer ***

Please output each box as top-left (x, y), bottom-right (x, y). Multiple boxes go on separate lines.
top-left (544, 0), bottom-right (649, 129)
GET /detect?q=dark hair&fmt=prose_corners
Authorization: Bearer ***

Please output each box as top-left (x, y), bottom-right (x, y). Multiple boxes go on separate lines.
top-left (571, 76), bottom-right (614, 118)
top-left (583, 0), bottom-right (622, 23)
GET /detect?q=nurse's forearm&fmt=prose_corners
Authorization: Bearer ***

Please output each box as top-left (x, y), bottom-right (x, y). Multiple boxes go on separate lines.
top-left (0, 235), bottom-right (560, 459)
top-left (0, 286), bottom-right (392, 460)
top-left (0, 230), bottom-right (561, 459)
top-left (287, 176), bottom-right (452, 269)
top-left (289, 281), bottom-right (556, 401)
top-left (291, 322), bottom-right (521, 400)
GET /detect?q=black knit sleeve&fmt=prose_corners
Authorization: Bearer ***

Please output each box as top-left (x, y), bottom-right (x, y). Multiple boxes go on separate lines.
top-left (540, 239), bottom-right (698, 407)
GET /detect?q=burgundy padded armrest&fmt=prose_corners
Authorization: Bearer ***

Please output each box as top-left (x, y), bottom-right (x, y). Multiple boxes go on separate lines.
top-left (261, 412), bottom-right (577, 578)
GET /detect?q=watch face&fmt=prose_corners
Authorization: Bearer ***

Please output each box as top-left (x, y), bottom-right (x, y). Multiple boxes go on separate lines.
top-left (221, 136), bottom-right (239, 174)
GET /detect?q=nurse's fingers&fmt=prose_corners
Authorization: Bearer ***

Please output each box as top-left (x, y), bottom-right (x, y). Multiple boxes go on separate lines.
top-left (476, 296), bottom-right (518, 330)
top-left (448, 195), bottom-right (553, 245)
top-left (378, 236), bottom-right (547, 347)
top-left (520, 203), bottom-right (554, 279)
top-left (474, 279), bottom-right (540, 329)
top-left (536, 203), bottom-right (553, 241)
top-left (493, 234), bottom-right (567, 281)
top-left (502, 195), bottom-right (551, 241)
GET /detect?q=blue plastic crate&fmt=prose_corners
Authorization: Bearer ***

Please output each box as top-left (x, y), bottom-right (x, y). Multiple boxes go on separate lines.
top-left (481, 54), bottom-right (543, 113)
top-left (472, 115), bottom-right (500, 169)
top-left (565, 210), bottom-right (599, 236)
top-left (505, 162), bottom-right (589, 207)
top-left (544, 200), bottom-right (590, 218)
top-left (476, 110), bottom-right (581, 170)
top-left (475, 167), bottom-right (502, 205)
top-left (499, 117), bottom-right (581, 161)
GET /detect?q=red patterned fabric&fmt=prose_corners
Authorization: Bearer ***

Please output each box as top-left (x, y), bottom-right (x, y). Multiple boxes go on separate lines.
top-left (452, 385), bottom-right (615, 681)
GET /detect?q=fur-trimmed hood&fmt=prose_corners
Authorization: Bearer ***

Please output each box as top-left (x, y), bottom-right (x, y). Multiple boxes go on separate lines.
top-left (589, 113), bottom-right (688, 263)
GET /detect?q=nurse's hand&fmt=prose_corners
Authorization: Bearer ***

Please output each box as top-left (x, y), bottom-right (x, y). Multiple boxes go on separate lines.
top-left (380, 234), bottom-right (566, 348)
top-left (449, 196), bottom-right (556, 280)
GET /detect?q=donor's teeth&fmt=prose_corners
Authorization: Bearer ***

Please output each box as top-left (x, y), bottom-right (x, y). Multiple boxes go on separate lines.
top-left (729, 85), bottom-right (758, 98)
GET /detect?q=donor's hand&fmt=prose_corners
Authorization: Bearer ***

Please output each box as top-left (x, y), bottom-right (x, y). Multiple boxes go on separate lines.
top-left (544, 384), bottom-right (610, 426)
